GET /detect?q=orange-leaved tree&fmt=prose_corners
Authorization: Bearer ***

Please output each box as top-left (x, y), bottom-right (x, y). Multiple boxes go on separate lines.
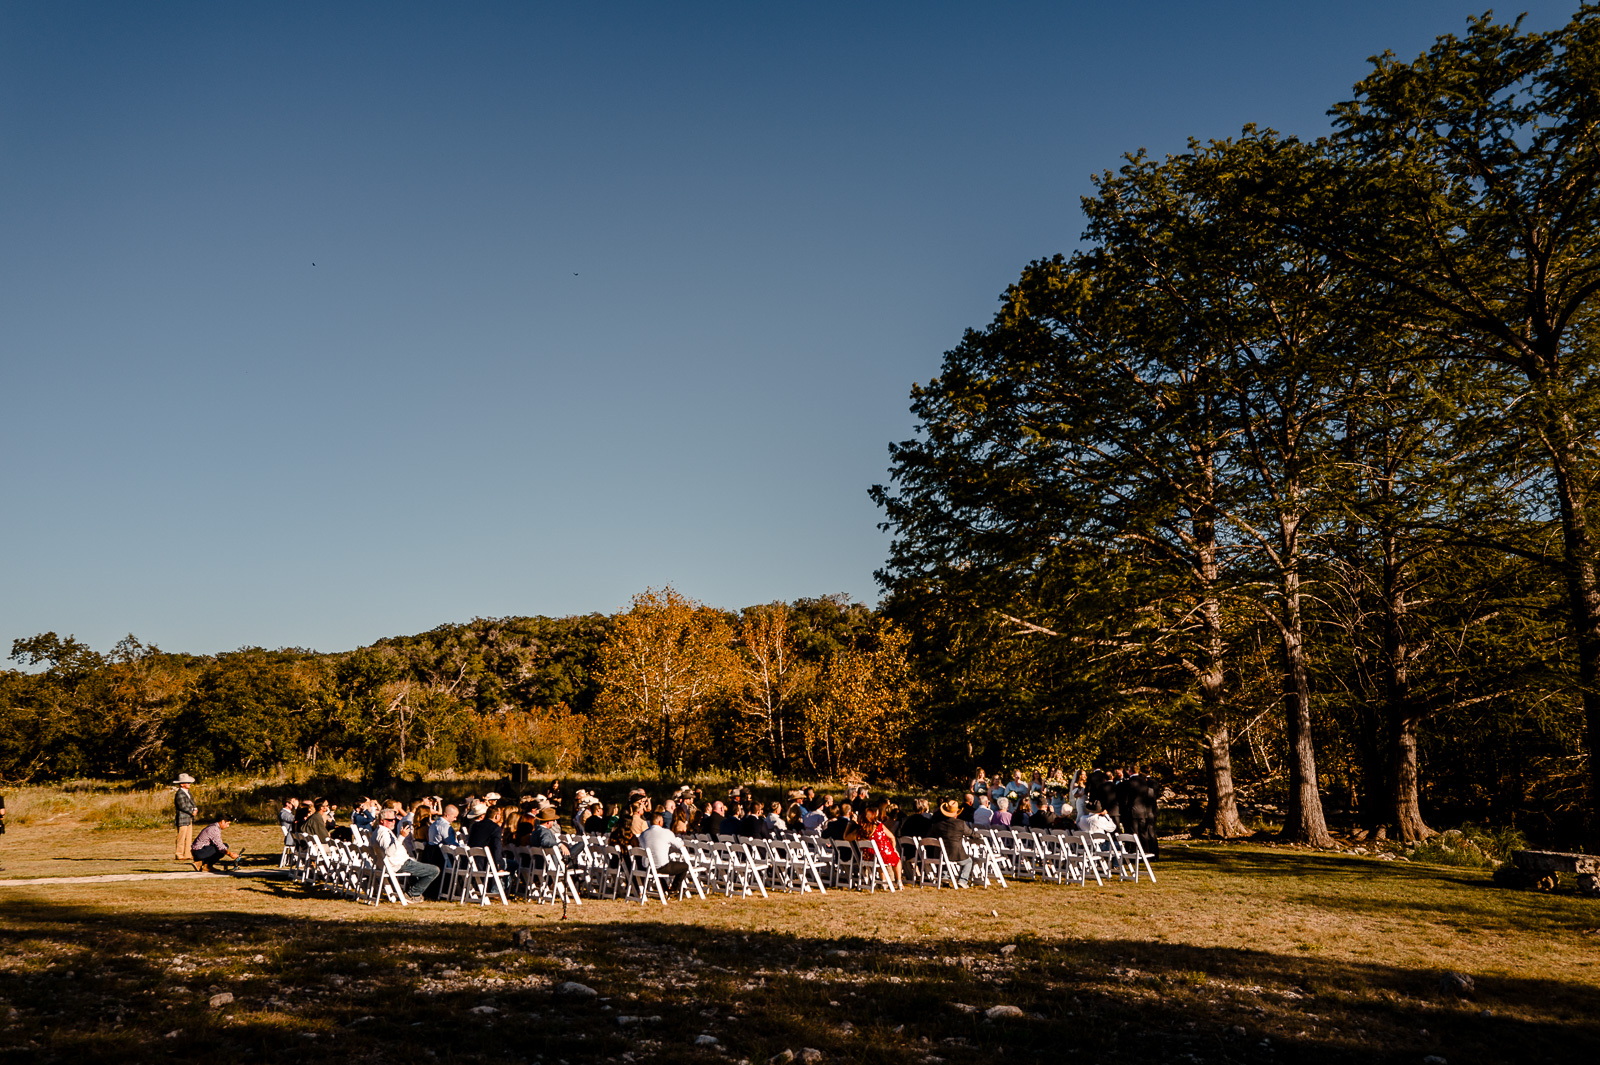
top-left (593, 586), bottom-right (738, 772)
top-left (733, 601), bottom-right (814, 773)
top-left (802, 621), bottom-right (917, 781)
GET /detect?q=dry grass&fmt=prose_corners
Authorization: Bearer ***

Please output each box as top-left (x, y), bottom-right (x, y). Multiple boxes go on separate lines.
top-left (0, 815), bottom-right (1596, 1065)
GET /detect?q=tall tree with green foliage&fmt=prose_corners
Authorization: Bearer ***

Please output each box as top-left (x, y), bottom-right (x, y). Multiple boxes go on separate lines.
top-left (1291, 8), bottom-right (1600, 839)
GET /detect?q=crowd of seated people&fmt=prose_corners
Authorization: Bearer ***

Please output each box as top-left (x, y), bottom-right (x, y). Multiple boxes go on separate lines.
top-left (274, 764), bottom-right (1160, 901)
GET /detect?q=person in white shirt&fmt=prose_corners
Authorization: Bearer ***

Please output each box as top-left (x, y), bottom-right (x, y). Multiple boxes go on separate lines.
top-left (638, 812), bottom-right (694, 894)
top-left (972, 795), bottom-right (994, 826)
top-left (801, 804), bottom-right (827, 834)
top-left (374, 809), bottom-right (439, 900)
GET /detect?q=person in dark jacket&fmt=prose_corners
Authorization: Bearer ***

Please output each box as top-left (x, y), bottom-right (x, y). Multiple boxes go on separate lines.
top-left (698, 801), bottom-right (727, 838)
top-left (465, 803), bottom-right (504, 870)
top-left (898, 799), bottom-right (935, 841)
top-left (821, 803), bottom-right (854, 841)
top-left (1122, 765), bottom-right (1160, 859)
top-left (929, 801), bottom-right (979, 886)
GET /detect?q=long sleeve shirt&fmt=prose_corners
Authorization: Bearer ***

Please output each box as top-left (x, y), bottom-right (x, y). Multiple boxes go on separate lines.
top-left (191, 822), bottom-right (226, 855)
top-left (373, 825), bottom-right (408, 872)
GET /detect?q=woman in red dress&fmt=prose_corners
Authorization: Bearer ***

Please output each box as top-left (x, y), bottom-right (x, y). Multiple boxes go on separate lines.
top-left (848, 802), bottom-right (902, 889)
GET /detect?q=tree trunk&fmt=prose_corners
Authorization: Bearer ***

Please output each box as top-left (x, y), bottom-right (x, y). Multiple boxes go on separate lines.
top-left (1194, 512), bottom-right (1247, 838)
top-left (1200, 714), bottom-right (1247, 836)
top-left (1278, 566), bottom-right (1333, 846)
top-left (1542, 395), bottom-right (1600, 848)
top-left (1390, 715), bottom-right (1431, 841)
top-left (1380, 533), bottom-right (1431, 840)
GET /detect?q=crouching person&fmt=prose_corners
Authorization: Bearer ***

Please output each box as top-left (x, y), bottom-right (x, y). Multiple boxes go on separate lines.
top-left (375, 809), bottom-right (438, 901)
top-left (191, 817), bottom-right (238, 872)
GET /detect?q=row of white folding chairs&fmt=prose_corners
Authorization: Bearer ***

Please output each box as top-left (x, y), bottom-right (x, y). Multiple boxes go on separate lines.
top-left (892, 835), bottom-right (1009, 889)
top-left (973, 826), bottom-right (1155, 884)
top-left (438, 843), bottom-right (511, 905)
top-left (502, 844), bottom-right (585, 906)
top-left (285, 832), bottom-right (413, 905)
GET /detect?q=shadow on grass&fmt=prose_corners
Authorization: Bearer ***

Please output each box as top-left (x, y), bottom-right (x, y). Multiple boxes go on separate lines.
top-left (0, 890), bottom-right (1596, 1065)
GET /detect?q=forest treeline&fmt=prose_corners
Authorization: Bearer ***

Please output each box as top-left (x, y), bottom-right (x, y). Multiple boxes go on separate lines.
top-left (872, 10), bottom-right (1600, 848)
top-left (0, 591), bottom-right (916, 790)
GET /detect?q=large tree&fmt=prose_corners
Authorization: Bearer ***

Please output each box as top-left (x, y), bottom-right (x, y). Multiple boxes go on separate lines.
top-left (1296, 8), bottom-right (1600, 840)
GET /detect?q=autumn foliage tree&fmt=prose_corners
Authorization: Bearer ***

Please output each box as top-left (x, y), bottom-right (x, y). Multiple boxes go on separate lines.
top-left (592, 586), bottom-right (739, 772)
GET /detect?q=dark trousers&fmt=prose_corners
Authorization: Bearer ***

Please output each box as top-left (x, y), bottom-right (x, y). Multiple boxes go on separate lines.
top-left (657, 859), bottom-right (691, 893)
top-left (1130, 818), bottom-right (1158, 859)
top-left (192, 844), bottom-right (227, 866)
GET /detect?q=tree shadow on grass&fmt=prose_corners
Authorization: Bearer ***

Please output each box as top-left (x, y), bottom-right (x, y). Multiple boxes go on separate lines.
top-left (0, 896), bottom-right (1596, 1065)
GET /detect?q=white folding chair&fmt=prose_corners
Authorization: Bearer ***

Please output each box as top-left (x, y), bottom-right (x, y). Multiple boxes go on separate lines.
top-left (457, 846), bottom-right (511, 906)
top-left (621, 847), bottom-right (671, 905)
top-left (361, 844), bottom-right (411, 905)
top-left (919, 837), bottom-right (964, 889)
top-left (1114, 833), bottom-right (1157, 883)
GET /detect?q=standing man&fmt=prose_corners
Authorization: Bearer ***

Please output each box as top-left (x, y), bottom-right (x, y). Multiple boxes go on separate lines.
top-left (173, 773), bottom-right (199, 861)
top-left (1124, 765), bottom-right (1160, 860)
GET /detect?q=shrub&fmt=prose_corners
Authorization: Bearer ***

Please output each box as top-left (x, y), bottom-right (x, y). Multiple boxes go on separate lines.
top-left (1407, 822), bottom-right (1527, 868)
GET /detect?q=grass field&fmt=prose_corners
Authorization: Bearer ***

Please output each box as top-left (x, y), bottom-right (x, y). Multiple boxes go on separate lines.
top-left (0, 814), bottom-right (1597, 1065)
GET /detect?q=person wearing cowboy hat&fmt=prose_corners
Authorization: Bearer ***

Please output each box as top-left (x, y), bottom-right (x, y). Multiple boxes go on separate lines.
top-left (931, 798), bottom-right (980, 887)
top-left (530, 805), bottom-right (568, 856)
top-left (173, 774), bottom-right (199, 861)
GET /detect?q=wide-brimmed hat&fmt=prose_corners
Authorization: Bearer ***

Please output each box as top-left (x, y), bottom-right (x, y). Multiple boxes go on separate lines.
top-left (174, 773), bottom-right (196, 785)
top-left (482, 792), bottom-right (502, 802)
top-left (535, 807), bottom-right (559, 822)
top-left (468, 802), bottom-right (489, 818)
top-left (939, 800), bottom-right (960, 815)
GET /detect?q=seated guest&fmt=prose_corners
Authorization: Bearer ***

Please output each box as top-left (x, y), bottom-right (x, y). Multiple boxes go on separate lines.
top-left (847, 802), bottom-right (902, 889)
top-left (763, 801), bottom-right (785, 837)
top-left (352, 798), bottom-right (379, 832)
top-left (821, 803), bottom-right (853, 841)
top-left (374, 808), bottom-right (439, 901)
top-left (972, 795), bottom-right (994, 826)
top-left (738, 804), bottom-right (763, 838)
top-left (670, 809), bottom-right (692, 835)
top-left (191, 817), bottom-right (238, 872)
top-left (930, 800), bottom-right (979, 887)
top-left (511, 811), bottom-right (536, 847)
top-left (531, 806), bottom-right (570, 858)
top-left (800, 786), bottom-right (817, 810)
top-left (304, 799), bottom-right (334, 841)
top-left (957, 793), bottom-right (977, 823)
top-left (427, 804), bottom-right (459, 849)
top-left (293, 799), bottom-right (314, 828)
top-left (465, 803), bottom-right (505, 870)
top-left (698, 801), bottom-right (728, 839)
top-left (639, 811), bottom-right (694, 895)
top-left (1030, 800), bottom-right (1060, 830)
top-left (899, 799), bottom-right (934, 841)
top-left (990, 796), bottom-right (1012, 827)
top-left (800, 801), bottom-right (828, 835)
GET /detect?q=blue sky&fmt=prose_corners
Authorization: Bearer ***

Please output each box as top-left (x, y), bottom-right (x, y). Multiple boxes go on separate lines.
top-left (0, 2), bottom-right (1579, 656)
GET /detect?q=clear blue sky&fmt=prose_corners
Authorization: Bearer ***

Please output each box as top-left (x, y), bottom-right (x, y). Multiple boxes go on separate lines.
top-left (0, 2), bottom-right (1579, 656)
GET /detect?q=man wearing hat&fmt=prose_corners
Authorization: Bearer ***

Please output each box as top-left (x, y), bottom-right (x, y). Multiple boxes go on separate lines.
top-left (530, 806), bottom-right (569, 857)
top-left (173, 774), bottom-right (199, 861)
